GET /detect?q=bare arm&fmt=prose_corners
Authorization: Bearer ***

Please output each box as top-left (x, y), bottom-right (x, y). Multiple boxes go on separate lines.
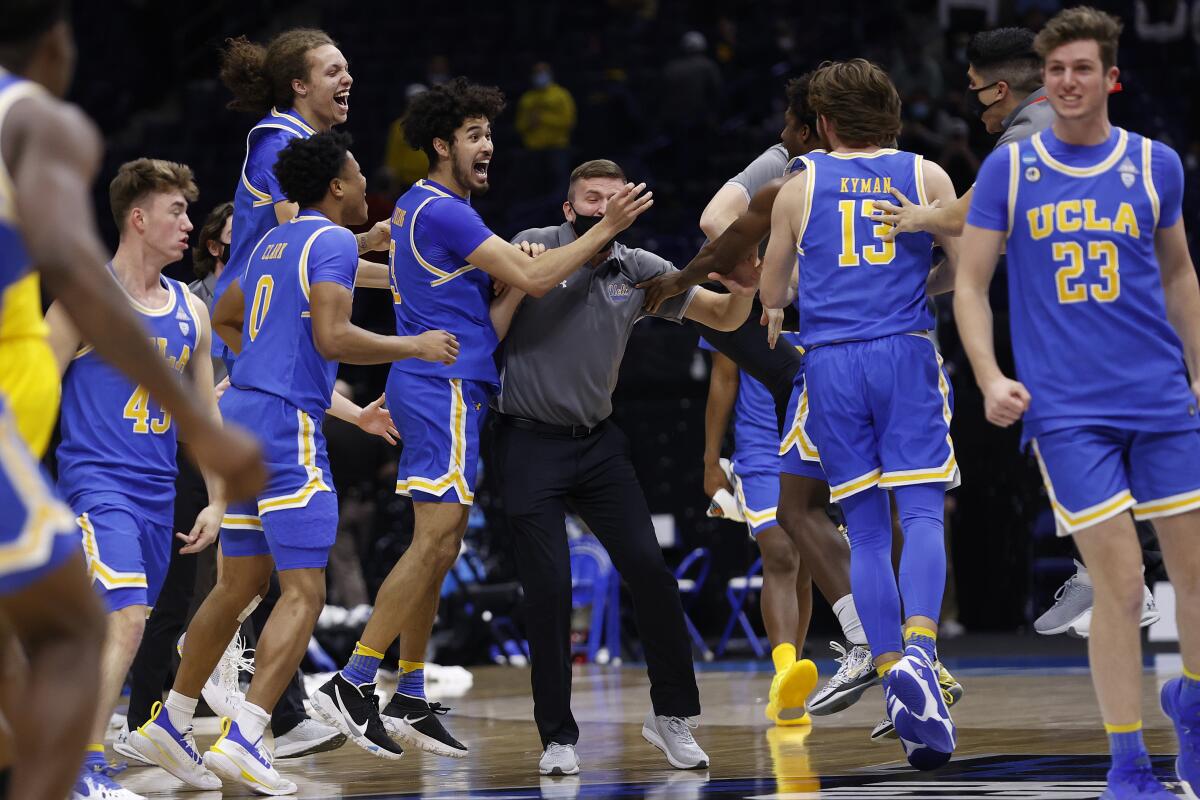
top-left (11, 97), bottom-right (263, 496)
top-left (466, 182), bottom-right (653, 296)
top-left (921, 160), bottom-right (963, 295)
top-left (953, 223), bottom-right (1030, 426)
top-left (702, 350), bottom-right (739, 498)
top-left (176, 297), bottom-right (225, 554)
top-left (683, 287), bottom-right (753, 332)
top-left (760, 173), bottom-right (807, 309)
top-left (1155, 219), bottom-right (1200, 401)
top-left (699, 182), bottom-right (750, 240)
top-left (874, 185), bottom-right (972, 241)
top-left (310, 281), bottom-right (459, 366)
top-left (43, 300), bottom-right (79, 376)
top-left (211, 278), bottom-right (245, 355)
top-left (490, 285), bottom-right (527, 341)
top-left (274, 200), bottom-right (298, 225)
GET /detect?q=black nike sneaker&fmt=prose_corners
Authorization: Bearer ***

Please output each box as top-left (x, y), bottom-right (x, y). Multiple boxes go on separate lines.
top-left (381, 693), bottom-right (468, 758)
top-left (311, 673), bottom-right (404, 761)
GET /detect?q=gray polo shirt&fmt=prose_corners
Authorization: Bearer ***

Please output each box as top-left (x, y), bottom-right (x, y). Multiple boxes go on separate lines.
top-left (995, 87), bottom-right (1054, 148)
top-left (495, 223), bottom-right (698, 427)
top-left (727, 143), bottom-right (789, 199)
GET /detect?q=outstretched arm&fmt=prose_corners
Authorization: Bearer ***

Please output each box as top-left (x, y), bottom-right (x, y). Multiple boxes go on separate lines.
top-left (873, 185), bottom-right (972, 240)
top-left (702, 350), bottom-right (739, 498)
top-left (11, 96), bottom-right (263, 498)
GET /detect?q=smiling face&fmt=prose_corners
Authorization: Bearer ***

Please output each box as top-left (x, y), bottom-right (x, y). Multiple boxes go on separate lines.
top-left (295, 44), bottom-right (352, 129)
top-left (446, 116), bottom-right (494, 195)
top-left (1042, 38), bottom-right (1116, 123)
top-left (133, 191), bottom-right (193, 265)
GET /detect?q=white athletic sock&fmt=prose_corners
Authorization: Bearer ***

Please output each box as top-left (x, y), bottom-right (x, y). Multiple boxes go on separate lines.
top-left (833, 594), bottom-right (868, 646)
top-left (1073, 559), bottom-right (1092, 586)
top-left (235, 701), bottom-right (271, 744)
top-left (165, 690), bottom-right (198, 732)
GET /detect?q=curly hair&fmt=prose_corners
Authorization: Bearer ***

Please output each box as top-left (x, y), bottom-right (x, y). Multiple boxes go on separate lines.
top-left (808, 59), bottom-right (901, 148)
top-left (273, 130), bottom-right (352, 207)
top-left (785, 71), bottom-right (816, 130)
top-left (192, 201), bottom-right (234, 279)
top-left (402, 77), bottom-right (506, 162)
top-left (1035, 6), bottom-right (1123, 70)
top-left (967, 28), bottom-right (1042, 93)
top-left (219, 29), bottom-right (336, 116)
top-left (109, 158), bottom-right (199, 233)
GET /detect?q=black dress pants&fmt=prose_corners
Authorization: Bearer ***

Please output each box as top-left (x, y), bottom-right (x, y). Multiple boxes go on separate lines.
top-left (494, 417), bottom-right (700, 747)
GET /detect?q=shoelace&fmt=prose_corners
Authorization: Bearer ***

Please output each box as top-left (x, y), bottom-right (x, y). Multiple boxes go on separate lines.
top-left (663, 716), bottom-right (698, 743)
top-left (426, 702), bottom-right (451, 716)
top-left (1052, 575), bottom-right (1086, 603)
top-left (181, 725), bottom-right (204, 765)
top-left (217, 634), bottom-right (255, 694)
top-left (546, 742), bottom-right (573, 757)
top-left (827, 642), bottom-right (870, 688)
top-left (139, 701), bottom-right (204, 766)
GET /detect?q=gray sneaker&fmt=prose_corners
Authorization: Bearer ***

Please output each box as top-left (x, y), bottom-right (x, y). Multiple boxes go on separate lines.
top-left (808, 642), bottom-right (878, 716)
top-left (642, 713), bottom-right (709, 770)
top-left (1034, 564), bottom-right (1093, 636)
top-left (539, 742), bottom-right (580, 776)
top-left (274, 717), bottom-right (347, 758)
top-left (1068, 583), bottom-right (1160, 639)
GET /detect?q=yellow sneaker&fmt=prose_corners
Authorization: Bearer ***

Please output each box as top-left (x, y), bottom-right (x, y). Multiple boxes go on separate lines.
top-left (766, 659), bottom-right (817, 726)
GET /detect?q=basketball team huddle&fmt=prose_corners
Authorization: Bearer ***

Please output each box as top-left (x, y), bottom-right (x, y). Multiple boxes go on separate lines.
top-left (0, 2), bottom-right (1197, 799)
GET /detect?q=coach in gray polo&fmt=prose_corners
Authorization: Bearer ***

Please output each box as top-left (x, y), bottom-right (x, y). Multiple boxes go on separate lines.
top-left (491, 159), bottom-right (750, 776)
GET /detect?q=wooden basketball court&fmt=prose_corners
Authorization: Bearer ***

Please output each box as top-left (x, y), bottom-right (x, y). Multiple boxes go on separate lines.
top-left (118, 647), bottom-right (1189, 799)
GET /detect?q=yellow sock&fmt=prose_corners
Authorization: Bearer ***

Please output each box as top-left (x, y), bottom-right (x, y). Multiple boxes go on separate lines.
top-left (1104, 720), bottom-right (1143, 734)
top-left (398, 659), bottom-right (425, 673)
top-left (1184, 664), bottom-right (1200, 682)
top-left (352, 641), bottom-right (385, 660)
top-left (904, 625), bottom-right (938, 642)
top-left (876, 656), bottom-right (901, 678)
top-left (772, 643), bottom-right (797, 674)
top-left (86, 743), bottom-right (105, 753)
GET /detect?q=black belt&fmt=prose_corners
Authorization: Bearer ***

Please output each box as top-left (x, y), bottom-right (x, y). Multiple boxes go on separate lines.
top-left (498, 413), bottom-right (601, 438)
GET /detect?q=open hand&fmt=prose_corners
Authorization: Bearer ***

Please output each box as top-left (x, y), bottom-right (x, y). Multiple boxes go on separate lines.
top-left (358, 394), bottom-right (399, 444)
top-left (603, 182), bottom-right (654, 233)
top-left (870, 187), bottom-right (941, 242)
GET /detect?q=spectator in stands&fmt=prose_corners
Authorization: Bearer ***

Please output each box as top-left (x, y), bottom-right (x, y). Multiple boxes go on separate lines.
top-left (425, 54), bottom-right (451, 86)
top-left (383, 83), bottom-right (430, 194)
top-left (516, 62), bottom-right (577, 197)
top-left (659, 31), bottom-right (722, 179)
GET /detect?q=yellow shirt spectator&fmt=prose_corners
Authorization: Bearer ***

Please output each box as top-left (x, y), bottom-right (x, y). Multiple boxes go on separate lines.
top-left (516, 65), bottom-right (576, 151)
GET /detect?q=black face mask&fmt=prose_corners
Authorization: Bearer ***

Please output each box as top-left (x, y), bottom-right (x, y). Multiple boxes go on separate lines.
top-left (219, 242), bottom-right (231, 266)
top-left (570, 203), bottom-right (617, 252)
top-left (971, 81), bottom-right (1002, 117)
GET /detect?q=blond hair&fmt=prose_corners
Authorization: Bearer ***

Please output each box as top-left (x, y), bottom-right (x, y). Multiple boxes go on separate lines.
top-left (109, 158), bottom-right (198, 232)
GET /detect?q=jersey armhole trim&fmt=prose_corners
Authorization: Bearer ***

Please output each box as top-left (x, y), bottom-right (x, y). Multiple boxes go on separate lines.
top-left (914, 155), bottom-right (930, 206)
top-left (1005, 142), bottom-right (1020, 237)
top-left (793, 158), bottom-right (817, 254)
top-left (1140, 136), bottom-right (1160, 229)
top-left (298, 225), bottom-right (343, 302)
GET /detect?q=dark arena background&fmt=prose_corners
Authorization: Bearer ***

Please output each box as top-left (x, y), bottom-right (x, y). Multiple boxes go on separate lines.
top-left (35, 0), bottom-right (1200, 797)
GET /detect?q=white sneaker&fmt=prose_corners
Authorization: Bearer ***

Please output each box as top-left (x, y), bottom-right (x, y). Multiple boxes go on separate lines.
top-left (807, 642), bottom-right (878, 716)
top-left (539, 742), bottom-right (580, 776)
top-left (205, 718), bottom-right (297, 796)
top-left (112, 721), bottom-right (152, 766)
top-left (179, 631), bottom-right (254, 718)
top-left (274, 718), bottom-right (347, 758)
top-left (71, 767), bottom-right (146, 800)
top-left (641, 713), bottom-right (709, 769)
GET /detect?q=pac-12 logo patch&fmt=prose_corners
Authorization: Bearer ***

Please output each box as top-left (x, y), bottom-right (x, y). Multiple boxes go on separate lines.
top-left (1024, 166), bottom-right (1040, 182)
top-left (607, 281), bottom-right (633, 302)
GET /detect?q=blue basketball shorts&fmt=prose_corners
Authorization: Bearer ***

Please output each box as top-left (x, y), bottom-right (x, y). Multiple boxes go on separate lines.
top-left (0, 404), bottom-right (79, 596)
top-left (1032, 426), bottom-right (1200, 535)
top-left (218, 387), bottom-right (337, 570)
top-left (76, 502), bottom-right (171, 612)
top-left (804, 333), bottom-right (958, 502)
top-left (731, 463), bottom-right (782, 537)
top-left (778, 369), bottom-right (829, 482)
top-left (387, 372), bottom-right (493, 505)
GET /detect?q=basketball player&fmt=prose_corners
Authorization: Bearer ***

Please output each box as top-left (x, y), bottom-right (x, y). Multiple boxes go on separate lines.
top-left (700, 332), bottom-right (819, 726)
top-left (312, 77), bottom-right (652, 760)
top-left (212, 28), bottom-right (391, 370)
top-left (0, 4), bottom-right (263, 798)
top-left (955, 8), bottom-right (1200, 797)
top-left (760, 59), bottom-right (962, 764)
top-left (45, 158), bottom-right (224, 800)
top-left (133, 132), bottom-right (456, 793)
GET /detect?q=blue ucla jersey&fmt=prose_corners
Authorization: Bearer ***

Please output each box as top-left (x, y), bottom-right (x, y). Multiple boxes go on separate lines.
top-left (229, 212), bottom-right (357, 419)
top-left (388, 179), bottom-right (499, 386)
top-left (968, 127), bottom-right (1196, 441)
top-left (57, 272), bottom-right (201, 524)
top-left (793, 149), bottom-right (935, 349)
top-left (0, 70), bottom-right (42, 298)
top-left (213, 107), bottom-right (317, 357)
top-left (700, 333), bottom-right (803, 473)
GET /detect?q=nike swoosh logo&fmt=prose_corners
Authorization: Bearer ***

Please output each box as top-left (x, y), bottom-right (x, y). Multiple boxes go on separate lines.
top-left (402, 714), bottom-right (428, 725)
top-left (335, 686), bottom-right (368, 739)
